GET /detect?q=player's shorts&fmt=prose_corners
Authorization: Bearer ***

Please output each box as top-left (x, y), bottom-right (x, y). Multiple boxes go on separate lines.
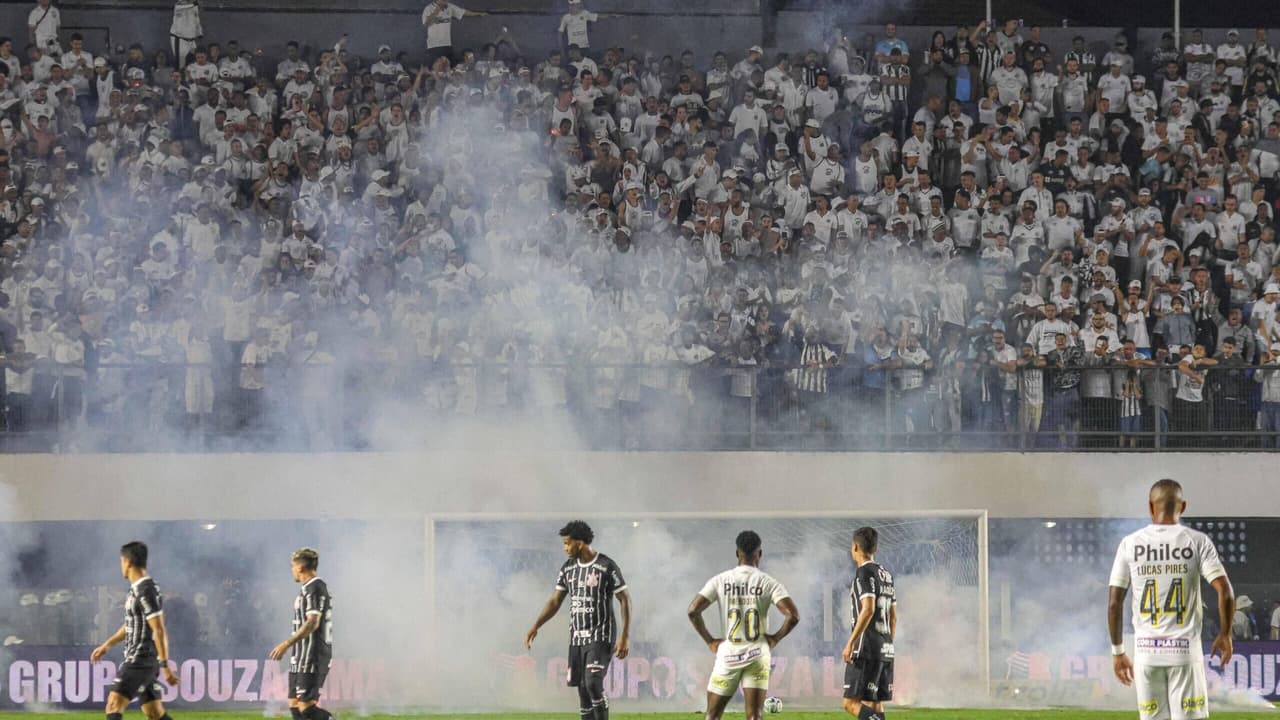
top-left (843, 644), bottom-right (894, 702)
top-left (1135, 662), bottom-right (1208, 720)
top-left (289, 669), bottom-right (330, 703)
top-left (706, 643), bottom-right (771, 697)
top-left (111, 659), bottom-right (164, 703)
top-left (566, 641), bottom-right (613, 688)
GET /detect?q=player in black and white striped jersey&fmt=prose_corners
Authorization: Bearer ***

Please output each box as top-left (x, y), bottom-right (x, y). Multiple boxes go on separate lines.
top-left (525, 521), bottom-right (632, 720)
top-left (842, 527), bottom-right (897, 720)
top-left (269, 548), bottom-right (334, 720)
top-left (90, 541), bottom-right (180, 720)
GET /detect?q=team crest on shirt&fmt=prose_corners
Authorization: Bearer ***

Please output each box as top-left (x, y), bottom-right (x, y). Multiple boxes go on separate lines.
top-left (585, 572), bottom-right (600, 588)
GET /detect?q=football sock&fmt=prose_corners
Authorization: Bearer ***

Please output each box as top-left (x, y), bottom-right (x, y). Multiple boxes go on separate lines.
top-left (107, 713), bottom-right (123, 720)
top-left (302, 706), bottom-right (332, 720)
top-left (858, 706), bottom-right (878, 720)
top-left (291, 710), bottom-right (303, 720)
top-left (591, 696), bottom-right (609, 720)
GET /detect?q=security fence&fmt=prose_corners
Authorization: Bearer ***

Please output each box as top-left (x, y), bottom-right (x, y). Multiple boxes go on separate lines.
top-left (1, 360), bottom-right (1278, 452)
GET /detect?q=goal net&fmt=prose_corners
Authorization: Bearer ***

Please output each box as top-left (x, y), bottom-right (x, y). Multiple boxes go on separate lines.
top-left (425, 512), bottom-right (988, 711)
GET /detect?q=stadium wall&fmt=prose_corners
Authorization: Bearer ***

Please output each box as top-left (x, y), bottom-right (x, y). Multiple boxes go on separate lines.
top-left (0, 2), bottom-right (1250, 74)
top-left (2, 452), bottom-right (1275, 522)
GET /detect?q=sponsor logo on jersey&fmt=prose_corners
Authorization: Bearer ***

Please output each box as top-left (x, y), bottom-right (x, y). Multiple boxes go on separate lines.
top-left (723, 582), bottom-right (764, 597)
top-left (723, 647), bottom-right (763, 664)
top-left (1136, 637), bottom-right (1190, 654)
top-left (1133, 543), bottom-right (1193, 562)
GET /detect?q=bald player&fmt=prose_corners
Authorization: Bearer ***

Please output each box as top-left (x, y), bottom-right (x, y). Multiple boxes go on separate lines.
top-left (1108, 479), bottom-right (1234, 720)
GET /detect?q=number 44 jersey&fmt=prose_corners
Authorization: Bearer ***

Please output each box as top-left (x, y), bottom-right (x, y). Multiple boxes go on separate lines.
top-left (1109, 524), bottom-right (1227, 667)
top-left (699, 565), bottom-right (790, 655)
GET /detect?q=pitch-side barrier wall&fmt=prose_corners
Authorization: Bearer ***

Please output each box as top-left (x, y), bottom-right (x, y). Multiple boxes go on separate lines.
top-left (3, 452), bottom-right (1276, 521)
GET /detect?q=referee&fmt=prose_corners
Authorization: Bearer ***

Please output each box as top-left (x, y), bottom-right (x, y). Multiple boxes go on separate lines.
top-left (525, 521), bottom-right (632, 720)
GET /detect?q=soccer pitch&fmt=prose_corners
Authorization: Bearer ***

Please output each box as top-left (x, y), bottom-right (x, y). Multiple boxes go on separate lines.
top-left (0, 707), bottom-right (1274, 712)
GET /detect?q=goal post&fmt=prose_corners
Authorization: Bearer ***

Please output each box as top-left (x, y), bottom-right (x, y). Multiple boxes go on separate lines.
top-left (425, 510), bottom-right (989, 710)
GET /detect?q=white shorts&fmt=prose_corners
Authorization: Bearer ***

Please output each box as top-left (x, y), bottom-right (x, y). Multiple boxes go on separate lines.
top-left (706, 644), bottom-right (771, 697)
top-left (1135, 662), bottom-right (1208, 720)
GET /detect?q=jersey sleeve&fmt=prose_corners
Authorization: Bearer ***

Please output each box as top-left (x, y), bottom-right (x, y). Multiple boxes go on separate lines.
top-left (608, 559), bottom-right (627, 593)
top-left (1108, 538), bottom-right (1132, 589)
top-left (554, 563), bottom-right (569, 592)
top-left (1197, 534), bottom-right (1227, 584)
top-left (698, 574), bottom-right (719, 602)
top-left (558, 14), bottom-right (569, 32)
top-left (854, 565), bottom-right (879, 600)
top-left (303, 582), bottom-right (327, 616)
top-left (584, 11), bottom-right (599, 21)
top-left (769, 578), bottom-right (791, 605)
top-left (140, 583), bottom-right (164, 619)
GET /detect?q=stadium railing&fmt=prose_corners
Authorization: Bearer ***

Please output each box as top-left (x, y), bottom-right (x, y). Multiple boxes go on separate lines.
top-left (0, 361), bottom-right (1275, 452)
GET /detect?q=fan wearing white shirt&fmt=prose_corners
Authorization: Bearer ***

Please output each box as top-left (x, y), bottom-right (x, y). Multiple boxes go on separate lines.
top-left (422, 0), bottom-right (484, 63)
top-left (1109, 479), bottom-right (1234, 720)
top-left (559, 0), bottom-right (606, 50)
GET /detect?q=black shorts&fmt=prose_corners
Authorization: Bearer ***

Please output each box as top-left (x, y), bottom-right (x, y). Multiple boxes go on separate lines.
top-left (111, 659), bottom-right (164, 703)
top-left (843, 653), bottom-right (894, 702)
top-left (426, 46), bottom-right (453, 68)
top-left (289, 669), bottom-right (329, 703)
top-left (566, 641), bottom-right (613, 687)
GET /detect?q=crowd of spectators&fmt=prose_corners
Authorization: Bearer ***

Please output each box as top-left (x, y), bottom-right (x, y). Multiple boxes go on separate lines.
top-left (2, 0), bottom-right (1280, 449)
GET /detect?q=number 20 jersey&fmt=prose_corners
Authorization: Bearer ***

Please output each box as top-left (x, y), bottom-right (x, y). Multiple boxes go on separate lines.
top-left (1109, 524), bottom-right (1226, 667)
top-left (698, 565), bottom-right (790, 654)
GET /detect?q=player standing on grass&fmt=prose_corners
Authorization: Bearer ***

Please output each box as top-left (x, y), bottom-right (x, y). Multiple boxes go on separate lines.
top-left (687, 530), bottom-right (800, 720)
top-left (269, 548), bottom-right (335, 720)
top-left (842, 527), bottom-right (897, 720)
top-left (1109, 479), bottom-right (1235, 720)
top-left (525, 521), bottom-right (632, 720)
top-left (91, 542), bottom-right (180, 720)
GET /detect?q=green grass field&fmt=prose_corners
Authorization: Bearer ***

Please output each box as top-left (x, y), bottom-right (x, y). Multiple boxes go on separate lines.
top-left (0, 707), bottom-right (1274, 712)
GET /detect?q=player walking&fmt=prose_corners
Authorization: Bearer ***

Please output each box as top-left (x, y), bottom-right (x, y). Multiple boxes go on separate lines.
top-left (525, 521), bottom-right (632, 720)
top-left (90, 541), bottom-right (180, 720)
top-left (687, 531), bottom-right (800, 720)
top-left (269, 548), bottom-right (335, 720)
top-left (842, 527), bottom-right (897, 720)
top-left (1109, 479), bottom-right (1235, 720)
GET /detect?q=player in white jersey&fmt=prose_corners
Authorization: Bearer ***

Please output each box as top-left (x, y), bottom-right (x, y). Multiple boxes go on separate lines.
top-left (688, 531), bottom-right (800, 720)
top-left (1108, 479), bottom-right (1235, 720)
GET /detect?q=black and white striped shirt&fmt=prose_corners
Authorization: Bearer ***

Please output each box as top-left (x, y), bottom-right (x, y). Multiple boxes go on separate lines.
top-left (291, 577), bottom-right (333, 673)
top-left (123, 576), bottom-right (163, 663)
top-left (880, 64), bottom-right (910, 103)
top-left (556, 554), bottom-right (627, 647)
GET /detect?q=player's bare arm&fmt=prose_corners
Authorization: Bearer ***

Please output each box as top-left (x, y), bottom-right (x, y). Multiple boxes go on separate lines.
top-left (686, 594), bottom-right (721, 652)
top-left (1210, 575), bottom-right (1235, 664)
top-left (614, 589), bottom-right (631, 659)
top-left (524, 587), bottom-right (567, 649)
top-left (146, 613), bottom-right (180, 686)
top-left (766, 596), bottom-right (800, 649)
top-left (90, 624), bottom-right (127, 662)
top-left (271, 611), bottom-right (321, 660)
top-left (889, 602), bottom-right (897, 641)
top-left (843, 594), bottom-right (876, 663)
top-left (1107, 585), bottom-right (1133, 686)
